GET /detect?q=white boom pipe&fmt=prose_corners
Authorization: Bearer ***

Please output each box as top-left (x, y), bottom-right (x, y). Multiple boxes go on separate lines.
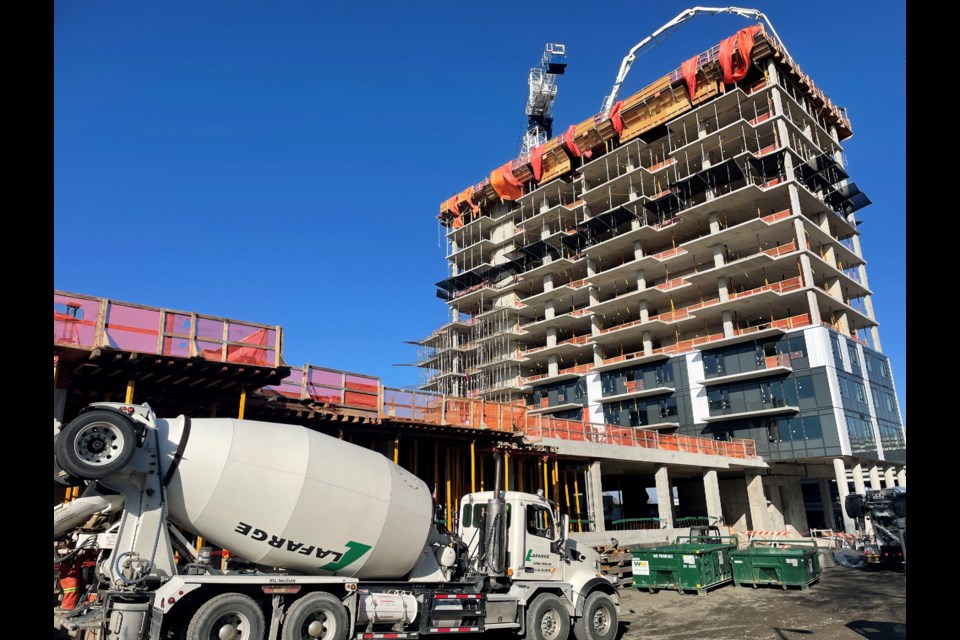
top-left (601, 6), bottom-right (792, 115)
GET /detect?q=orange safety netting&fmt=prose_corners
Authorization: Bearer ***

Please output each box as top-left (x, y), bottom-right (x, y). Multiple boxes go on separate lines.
top-left (562, 124), bottom-right (591, 158)
top-left (489, 162), bottom-right (523, 201)
top-left (462, 186), bottom-right (480, 214)
top-left (608, 100), bottom-right (624, 136)
top-left (442, 194), bottom-right (463, 228)
top-left (202, 326), bottom-right (270, 365)
top-left (529, 145), bottom-right (544, 181)
top-left (681, 55), bottom-right (699, 99)
top-left (719, 25), bottom-right (761, 84)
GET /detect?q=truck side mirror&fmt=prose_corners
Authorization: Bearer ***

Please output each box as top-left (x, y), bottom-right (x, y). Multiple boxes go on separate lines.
top-left (551, 514), bottom-right (569, 556)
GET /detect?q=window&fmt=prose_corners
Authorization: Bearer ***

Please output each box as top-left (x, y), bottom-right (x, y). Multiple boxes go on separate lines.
top-left (830, 334), bottom-right (844, 369)
top-left (796, 375), bottom-right (815, 400)
top-left (846, 341), bottom-right (861, 372)
top-left (704, 352), bottom-right (725, 377)
top-left (659, 396), bottom-right (678, 418)
top-left (803, 416), bottom-right (823, 440)
top-left (871, 388), bottom-right (880, 409)
top-left (526, 505), bottom-right (555, 539)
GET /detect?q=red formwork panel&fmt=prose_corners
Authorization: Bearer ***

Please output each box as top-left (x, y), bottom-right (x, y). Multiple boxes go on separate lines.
top-left (54, 294), bottom-right (101, 348)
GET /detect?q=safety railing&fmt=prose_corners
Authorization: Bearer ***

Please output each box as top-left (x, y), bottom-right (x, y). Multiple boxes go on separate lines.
top-left (260, 365), bottom-right (379, 410)
top-left (54, 291), bottom-right (282, 367)
top-left (611, 517), bottom-right (665, 530)
top-left (524, 416), bottom-right (757, 459)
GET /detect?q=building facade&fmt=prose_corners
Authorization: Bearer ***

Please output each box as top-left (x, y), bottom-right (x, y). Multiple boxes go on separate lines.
top-left (417, 27), bottom-right (905, 472)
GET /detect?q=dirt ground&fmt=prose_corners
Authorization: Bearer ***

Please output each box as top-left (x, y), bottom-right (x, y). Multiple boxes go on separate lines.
top-left (54, 565), bottom-right (905, 640)
top-left (615, 565), bottom-right (906, 640)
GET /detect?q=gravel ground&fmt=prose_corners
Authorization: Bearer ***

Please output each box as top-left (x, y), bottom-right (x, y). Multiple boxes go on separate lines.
top-left (615, 565), bottom-right (906, 640)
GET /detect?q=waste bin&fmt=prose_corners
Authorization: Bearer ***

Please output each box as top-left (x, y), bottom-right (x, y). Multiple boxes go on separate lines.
top-left (631, 536), bottom-right (737, 595)
top-left (730, 540), bottom-right (821, 590)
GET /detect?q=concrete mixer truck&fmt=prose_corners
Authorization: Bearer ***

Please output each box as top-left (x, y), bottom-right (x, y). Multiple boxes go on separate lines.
top-left (53, 402), bottom-right (619, 640)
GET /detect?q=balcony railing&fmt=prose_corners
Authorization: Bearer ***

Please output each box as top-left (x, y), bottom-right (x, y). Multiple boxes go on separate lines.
top-left (525, 417), bottom-right (758, 460)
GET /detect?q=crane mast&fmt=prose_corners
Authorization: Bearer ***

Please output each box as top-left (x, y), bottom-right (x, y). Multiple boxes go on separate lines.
top-left (520, 43), bottom-right (567, 158)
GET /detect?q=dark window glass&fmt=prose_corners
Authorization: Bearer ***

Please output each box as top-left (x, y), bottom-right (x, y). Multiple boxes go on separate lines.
top-left (526, 504), bottom-right (555, 539)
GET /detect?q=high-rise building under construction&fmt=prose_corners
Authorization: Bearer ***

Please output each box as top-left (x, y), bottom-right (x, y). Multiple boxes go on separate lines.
top-left (416, 24), bottom-right (905, 471)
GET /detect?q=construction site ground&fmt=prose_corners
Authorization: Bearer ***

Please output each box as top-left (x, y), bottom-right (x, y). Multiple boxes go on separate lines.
top-left (609, 565), bottom-right (906, 640)
top-left (54, 566), bottom-right (905, 639)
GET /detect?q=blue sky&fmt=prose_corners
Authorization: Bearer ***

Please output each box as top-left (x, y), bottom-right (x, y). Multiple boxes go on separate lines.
top-left (54, 1), bottom-right (906, 418)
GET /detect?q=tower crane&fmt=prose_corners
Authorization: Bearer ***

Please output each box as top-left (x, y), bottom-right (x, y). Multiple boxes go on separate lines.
top-left (519, 43), bottom-right (567, 157)
top-left (600, 6), bottom-right (792, 115)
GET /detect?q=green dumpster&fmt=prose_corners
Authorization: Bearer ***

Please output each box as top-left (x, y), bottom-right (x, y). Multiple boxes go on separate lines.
top-left (730, 540), bottom-right (821, 590)
top-left (631, 536), bottom-right (738, 595)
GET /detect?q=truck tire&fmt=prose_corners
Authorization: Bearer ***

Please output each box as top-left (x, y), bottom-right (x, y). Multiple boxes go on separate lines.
top-left (527, 593), bottom-right (570, 640)
top-left (892, 493), bottom-right (906, 518)
top-left (186, 592), bottom-right (265, 640)
top-left (54, 453), bottom-right (82, 487)
top-left (282, 592), bottom-right (348, 640)
top-left (574, 592), bottom-right (617, 640)
top-left (844, 494), bottom-right (864, 519)
top-left (55, 410), bottom-right (137, 480)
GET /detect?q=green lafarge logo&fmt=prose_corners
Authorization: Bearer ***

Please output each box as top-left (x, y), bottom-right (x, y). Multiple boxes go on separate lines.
top-left (321, 540), bottom-right (372, 572)
top-left (526, 549), bottom-right (551, 562)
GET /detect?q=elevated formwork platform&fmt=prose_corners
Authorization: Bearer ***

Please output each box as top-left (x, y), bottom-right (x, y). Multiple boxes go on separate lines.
top-left (55, 291), bottom-right (288, 419)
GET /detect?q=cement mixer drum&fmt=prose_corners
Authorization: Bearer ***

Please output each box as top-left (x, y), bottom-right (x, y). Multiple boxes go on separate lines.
top-left (156, 416), bottom-right (433, 579)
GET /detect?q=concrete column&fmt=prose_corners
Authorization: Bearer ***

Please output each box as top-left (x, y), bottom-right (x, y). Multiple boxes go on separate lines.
top-left (833, 459), bottom-right (855, 533)
top-left (798, 255), bottom-right (816, 292)
top-left (636, 269), bottom-right (646, 290)
top-left (780, 477), bottom-right (809, 534)
top-left (722, 310), bottom-right (735, 338)
top-left (586, 462), bottom-right (605, 532)
top-left (711, 244), bottom-right (725, 268)
top-left (847, 233), bottom-right (882, 350)
top-left (544, 272), bottom-right (554, 292)
top-left (655, 464), bottom-right (674, 528)
top-left (639, 300), bottom-right (649, 323)
top-left (703, 469), bottom-right (722, 524)
top-left (745, 471), bottom-right (770, 531)
top-left (805, 290), bottom-right (822, 326)
top-left (642, 331), bottom-right (653, 356)
top-left (548, 355), bottom-right (559, 377)
top-left (545, 300), bottom-right (555, 320)
top-left (822, 244), bottom-right (837, 269)
top-left (826, 276), bottom-right (843, 303)
top-left (708, 212), bottom-right (721, 234)
top-left (897, 468), bottom-right (906, 487)
top-left (764, 478), bottom-right (786, 531)
top-left (868, 466), bottom-right (882, 491)
top-left (851, 463), bottom-right (866, 494)
top-left (766, 58), bottom-right (779, 86)
top-left (717, 276), bottom-right (730, 302)
top-left (633, 240), bottom-right (645, 262)
top-left (852, 462), bottom-right (872, 533)
top-left (884, 467), bottom-right (896, 489)
top-left (589, 286), bottom-right (600, 308)
top-left (818, 478), bottom-right (837, 530)
top-left (546, 327), bottom-right (558, 348)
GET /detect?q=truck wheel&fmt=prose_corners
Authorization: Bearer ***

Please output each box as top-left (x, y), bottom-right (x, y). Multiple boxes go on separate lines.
top-left (283, 592), bottom-right (348, 640)
top-left (186, 592), bottom-right (265, 640)
top-left (527, 593), bottom-right (570, 640)
top-left (55, 410), bottom-right (137, 480)
top-left (844, 494), bottom-right (864, 519)
top-left (573, 592), bottom-right (617, 640)
top-left (892, 493), bottom-right (906, 518)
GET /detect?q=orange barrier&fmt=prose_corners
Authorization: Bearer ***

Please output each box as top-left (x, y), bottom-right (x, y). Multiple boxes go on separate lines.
top-left (525, 415), bottom-right (757, 459)
top-left (54, 291), bottom-right (282, 367)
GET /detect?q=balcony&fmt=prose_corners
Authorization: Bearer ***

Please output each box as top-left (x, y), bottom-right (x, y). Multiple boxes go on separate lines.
top-left (521, 362), bottom-right (594, 387)
top-left (700, 354), bottom-right (795, 386)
